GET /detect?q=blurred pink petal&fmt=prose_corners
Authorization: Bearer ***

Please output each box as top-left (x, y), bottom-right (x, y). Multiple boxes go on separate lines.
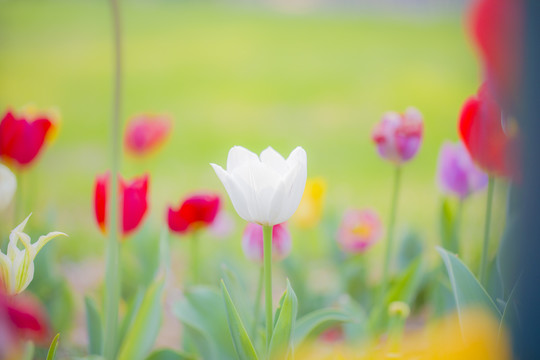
top-left (242, 222), bottom-right (291, 262)
top-left (337, 209), bottom-right (383, 254)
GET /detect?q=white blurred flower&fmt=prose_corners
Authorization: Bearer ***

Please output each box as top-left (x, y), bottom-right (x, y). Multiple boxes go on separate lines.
top-left (0, 164), bottom-right (16, 211)
top-left (0, 214), bottom-right (66, 295)
top-left (211, 146), bottom-right (307, 226)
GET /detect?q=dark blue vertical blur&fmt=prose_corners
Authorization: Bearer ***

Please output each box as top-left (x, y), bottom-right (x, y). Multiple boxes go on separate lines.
top-left (511, 1), bottom-right (540, 358)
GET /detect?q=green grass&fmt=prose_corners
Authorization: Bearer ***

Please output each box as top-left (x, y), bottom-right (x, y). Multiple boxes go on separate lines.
top-left (0, 0), bottom-right (504, 263)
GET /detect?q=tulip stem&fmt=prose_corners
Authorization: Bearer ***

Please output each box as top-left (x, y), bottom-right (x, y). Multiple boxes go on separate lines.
top-left (251, 265), bottom-right (264, 342)
top-left (377, 165), bottom-right (402, 331)
top-left (479, 176), bottom-right (495, 285)
top-left (104, 0), bottom-right (122, 358)
top-left (263, 225), bottom-right (273, 351)
top-left (14, 169), bottom-right (23, 224)
top-left (191, 231), bottom-right (200, 284)
top-left (450, 199), bottom-right (464, 254)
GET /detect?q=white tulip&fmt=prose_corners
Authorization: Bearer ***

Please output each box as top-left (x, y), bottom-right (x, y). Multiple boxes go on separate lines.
top-left (0, 214), bottom-right (66, 295)
top-left (0, 163), bottom-right (16, 211)
top-left (211, 146), bottom-right (307, 226)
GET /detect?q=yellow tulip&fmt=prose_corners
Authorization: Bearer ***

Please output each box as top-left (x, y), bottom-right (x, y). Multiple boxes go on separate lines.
top-left (292, 177), bottom-right (326, 229)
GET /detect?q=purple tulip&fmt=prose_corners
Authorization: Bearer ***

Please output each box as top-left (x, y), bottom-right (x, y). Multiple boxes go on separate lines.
top-left (437, 141), bottom-right (489, 199)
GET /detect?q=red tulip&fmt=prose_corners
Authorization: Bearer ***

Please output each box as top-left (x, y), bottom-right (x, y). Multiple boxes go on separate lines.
top-left (0, 289), bottom-right (49, 357)
top-left (167, 193), bottom-right (221, 235)
top-left (469, 0), bottom-right (523, 108)
top-left (124, 114), bottom-right (172, 156)
top-left (94, 172), bottom-right (149, 237)
top-left (459, 84), bottom-right (518, 178)
top-left (0, 109), bottom-right (56, 168)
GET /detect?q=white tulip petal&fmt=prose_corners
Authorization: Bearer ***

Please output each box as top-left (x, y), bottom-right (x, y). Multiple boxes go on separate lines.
top-left (0, 253), bottom-right (12, 292)
top-left (0, 164), bottom-right (17, 211)
top-left (211, 163), bottom-right (253, 222)
top-left (278, 159), bottom-right (307, 223)
top-left (212, 145), bottom-right (307, 226)
top-left (33, 231), bottom-right (67, 255)
top-left (19, 262), bottom-right (34, 294)
top-left (239, 162), bottom-right (283, 224)
top-left (286, 147), bottom-right (307, 168)
top-left (260, 147), bottom-right (288, 174)
top-left (266, 179), bottom-right (287, 225)
top-left (230, 165), bottom-right (263, 222)
top-left (227, 176), bottom-right (256, 222)
top-left (227, 146), bottom-right (259, 172)
top-left (7, 214), bottom-right (31, 260)
top-left (232, 162), bottom-right (281, 191)
top-left (1, 214), bottom-right (63, 295)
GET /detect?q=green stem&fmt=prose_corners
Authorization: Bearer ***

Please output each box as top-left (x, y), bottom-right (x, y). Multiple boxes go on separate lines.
top-left (450, 199), bottom-right (464, 254)
top-left (104, 0), bottom-right (122, 358)
top-left (251, 265), bottom-right (264, 342)
top-left (14, 168), bottom-right (23, 223)
top-left (479, 176), bottom-right (495, 285)
top-left (263, 225), bottom-right (273, 351)
top-left (191, 231), bottom-right (199, 284)
top-left (376, 166), bottom-right (402, 331)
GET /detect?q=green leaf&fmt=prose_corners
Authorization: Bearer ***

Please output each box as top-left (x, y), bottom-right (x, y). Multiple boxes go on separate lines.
top-left (173, 286), bottom-right (237, 360)
top-left (117, 288), bottom-right (145, 349)
top-left (221, 265), bottom-right (252, 327)
top-left (221, 280), bottom-right (259, 360)
top-left (84, 296), bottom-right (103, 355)
top-left (117, 276), bottom-right (165, 360)
top-left (368, 257), bottom-right (424, 332)
top-left (146, 348), bottom-right (197, 360)
top-left (437, 247), bottom-right (501, 333)
top-left (385, 257), bottom-right (424, 305)
top-left (293, 308), bottom-right (349, 347)
top-left (499, 275), bottom-right (521, 339)
top-left (268, 280), bottom-right (298, 360)
top-left (46, 333), bottom-right (60, 360)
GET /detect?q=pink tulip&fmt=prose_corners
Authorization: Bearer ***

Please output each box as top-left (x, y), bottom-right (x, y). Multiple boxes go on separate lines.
top-left (242, 222), bottom-right (291, 262)
top-left (337, 209), bottom-right (383, 254)
top-left (372, 107), bottom-right (423, 165)
top-left (124, 114), bottom-right (172, 156)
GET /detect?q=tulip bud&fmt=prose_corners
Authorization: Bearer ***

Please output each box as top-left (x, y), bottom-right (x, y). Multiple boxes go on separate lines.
top-left (437, 141), bottom-right (488, 199)
top-left (0, 164), bottom-right (16, 211)
top-left (337, 209), bottom-right (383, 254)
top-left (211, 146), bottom-right (307, 226)
top-left (242, 222), bottom-right (291, 262)
top-left (372, 107), bottom-right (423, 165)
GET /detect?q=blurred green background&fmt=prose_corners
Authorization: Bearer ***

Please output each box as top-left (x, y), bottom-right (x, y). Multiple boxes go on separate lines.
top-left (0, 0), bottom-right (508, 348)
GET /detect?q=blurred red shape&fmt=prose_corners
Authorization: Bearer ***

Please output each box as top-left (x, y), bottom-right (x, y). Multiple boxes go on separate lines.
top-left (469, 0), bottom-right (523, 109)
top-left (459, 83), bottom-right (519, 178)
top-left (167, 193), bottom-right (221, 235)
top-left (94, 172), bottom-right (149, 238)
top-left (0, 109), bottom-right (55, 168)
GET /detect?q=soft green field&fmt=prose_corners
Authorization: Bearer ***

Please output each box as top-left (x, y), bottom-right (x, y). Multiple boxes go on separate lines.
top-left (0, 0), bottom-right (505, 264)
